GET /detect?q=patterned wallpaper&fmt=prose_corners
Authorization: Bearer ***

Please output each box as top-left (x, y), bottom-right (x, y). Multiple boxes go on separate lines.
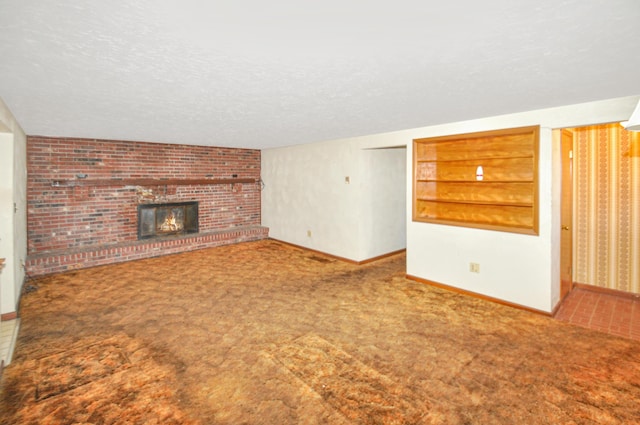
top-left (573, 124), bottom-right (640, 294)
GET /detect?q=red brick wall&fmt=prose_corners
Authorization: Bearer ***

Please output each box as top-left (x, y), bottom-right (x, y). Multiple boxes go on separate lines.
top-left (27, 136), bottom-right (263, 259)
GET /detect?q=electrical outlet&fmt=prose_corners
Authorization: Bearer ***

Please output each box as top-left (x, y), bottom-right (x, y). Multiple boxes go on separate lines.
top-left (307, 230), bottom-right (312, 237)
top-left (469, 262), bottom-right (480, 273)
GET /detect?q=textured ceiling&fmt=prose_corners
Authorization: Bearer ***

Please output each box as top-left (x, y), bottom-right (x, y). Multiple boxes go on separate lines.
top-left (1, 0), bottom-right (639, 149)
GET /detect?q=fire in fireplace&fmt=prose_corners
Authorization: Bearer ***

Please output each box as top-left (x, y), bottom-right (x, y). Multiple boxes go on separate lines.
top-left (138, 201), bottom-right (198, 239)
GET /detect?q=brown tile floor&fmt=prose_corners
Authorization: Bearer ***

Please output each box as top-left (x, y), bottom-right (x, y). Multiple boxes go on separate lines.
top-left (1, 240), bottom-right (640, 424)
top-left (555, 287), bottom-right (640, 341)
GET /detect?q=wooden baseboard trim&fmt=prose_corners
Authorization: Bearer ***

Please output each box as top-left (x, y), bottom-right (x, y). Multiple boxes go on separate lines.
top-left (573, 283), bottom-right (640, 300)
top-left (268, 238), bottom-right (405, 265)
top-left (550, 297), bottom-right (565, 318)
top-left (357, 249), bottom-right (406, 265)
top-left (406, 274), bottom-right (553, 317)
top-left (269, 239), bottom-right (357, 263)
top-left (551, 281), bottom-right (582, 318)
top-left (1, 312), bottom-right (17, 321)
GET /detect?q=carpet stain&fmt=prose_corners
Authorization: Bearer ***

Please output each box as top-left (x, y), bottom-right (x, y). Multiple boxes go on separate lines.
top-left (35, 336), bottom-right (131, 401)
top-left (4, 334), bottom-right (197, 425)
top-left (269, 333), bottom-right (425, 424)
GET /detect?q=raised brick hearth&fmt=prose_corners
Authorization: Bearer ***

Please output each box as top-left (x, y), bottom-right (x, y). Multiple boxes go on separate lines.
top-left (26, 226), bottom-right (268, 276)
top-left (27, 136), bottom-right (268, 276)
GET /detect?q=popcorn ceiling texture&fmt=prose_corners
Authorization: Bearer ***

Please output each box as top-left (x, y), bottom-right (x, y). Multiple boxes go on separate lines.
top-left (1, 2), bottom-right (639, 149)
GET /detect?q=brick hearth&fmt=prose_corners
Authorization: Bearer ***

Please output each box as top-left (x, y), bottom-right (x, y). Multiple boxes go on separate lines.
top-left (26, 226), bottom-right (268, 276)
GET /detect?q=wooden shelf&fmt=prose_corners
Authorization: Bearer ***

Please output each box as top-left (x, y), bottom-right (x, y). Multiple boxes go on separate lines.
top-left (51, 178), bottom-right (258, 188)
top-left (413, 125), bottom-right (539, 234)
top-left (415, 155), bottom-right (534, 163)
top-left (415, 179), bottom-right (532, 183)
top-left (416, 198), bottom-right (533, 208)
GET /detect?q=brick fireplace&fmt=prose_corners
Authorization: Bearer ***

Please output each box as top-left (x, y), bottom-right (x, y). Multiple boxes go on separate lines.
top-left (26, 136), bottom-right (268, 276)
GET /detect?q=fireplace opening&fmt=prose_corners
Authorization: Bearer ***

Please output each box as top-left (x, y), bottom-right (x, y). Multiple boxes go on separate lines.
top-left (138, 201), bottom-right (199, 239)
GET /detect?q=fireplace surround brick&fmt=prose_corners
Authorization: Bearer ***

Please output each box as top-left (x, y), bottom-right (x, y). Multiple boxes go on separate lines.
top-left (27, 136), bottom-right (267, 276)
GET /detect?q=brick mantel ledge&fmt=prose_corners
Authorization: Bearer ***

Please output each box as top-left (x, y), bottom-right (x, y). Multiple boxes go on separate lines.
top-left (26, 225), bottom-right (269, 277)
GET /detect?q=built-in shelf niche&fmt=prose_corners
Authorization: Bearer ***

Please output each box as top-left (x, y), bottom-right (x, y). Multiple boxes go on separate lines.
top-left (413, 125), bottom-right (539, 235)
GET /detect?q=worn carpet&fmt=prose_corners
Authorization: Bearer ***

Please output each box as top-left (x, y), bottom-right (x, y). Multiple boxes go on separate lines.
top-left (1, 240), bottom-right (639, 424)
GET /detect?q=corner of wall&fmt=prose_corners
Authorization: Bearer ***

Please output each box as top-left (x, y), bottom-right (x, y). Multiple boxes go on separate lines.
top-left (0, 97), bottom-right (29, 317)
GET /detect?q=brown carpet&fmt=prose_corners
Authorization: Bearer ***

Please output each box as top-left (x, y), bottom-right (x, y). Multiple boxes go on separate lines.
top-left (1, 240), bottom-right (639, 424)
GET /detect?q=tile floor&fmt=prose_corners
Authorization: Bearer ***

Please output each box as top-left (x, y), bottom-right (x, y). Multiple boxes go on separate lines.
top-left (555, 287), bottom-right (640, 341)
top-left (0, 319), bottom-right (20, 369)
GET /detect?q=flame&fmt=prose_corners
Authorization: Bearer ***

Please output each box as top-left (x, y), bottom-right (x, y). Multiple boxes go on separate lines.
top-left (159, 212), bottom-right (183, 232)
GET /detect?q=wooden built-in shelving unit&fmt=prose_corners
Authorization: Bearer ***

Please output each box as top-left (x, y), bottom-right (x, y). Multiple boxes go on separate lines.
top-left (413, 125), bottom-right (539, 235)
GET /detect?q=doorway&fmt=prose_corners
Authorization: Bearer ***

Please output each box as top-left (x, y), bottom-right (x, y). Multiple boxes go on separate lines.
top-left (559, 129), bottom-right (573, 300)
top-left (361, 146), bottom-right (407, 260)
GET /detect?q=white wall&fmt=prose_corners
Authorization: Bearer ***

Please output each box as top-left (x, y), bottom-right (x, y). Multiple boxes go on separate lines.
top-left (402, 97), bottom-right (637, 313)
top-left (262, 95), bottom-right (639, 313)
top-left (406, 126), bottom-right (556, 313)
top-left (359, 147), bottom-right (406, 260)
top-left (261, 137), bottom-right (407, 262)
top-left (262, 139), bottom-right (363, 260)
top-left (0, 97), bottom-right (27, 317)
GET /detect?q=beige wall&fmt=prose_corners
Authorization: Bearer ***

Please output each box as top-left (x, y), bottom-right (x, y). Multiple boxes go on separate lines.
top-left (574, 124), bottom-right (640, 294)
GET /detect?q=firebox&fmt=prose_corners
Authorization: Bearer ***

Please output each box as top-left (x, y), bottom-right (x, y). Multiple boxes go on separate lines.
top-left (137, 201), bottom-right (199, 239)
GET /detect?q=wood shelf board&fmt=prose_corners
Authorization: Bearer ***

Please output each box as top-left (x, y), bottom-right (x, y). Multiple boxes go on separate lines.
top-left (415, 198), bottom-right (533, 208)
top-left (415, 179), bottom-right (533, 183)
top-left (415, 155), bottom-right (534, 163)
top-left (411, 217), bottom-right (539, 235)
